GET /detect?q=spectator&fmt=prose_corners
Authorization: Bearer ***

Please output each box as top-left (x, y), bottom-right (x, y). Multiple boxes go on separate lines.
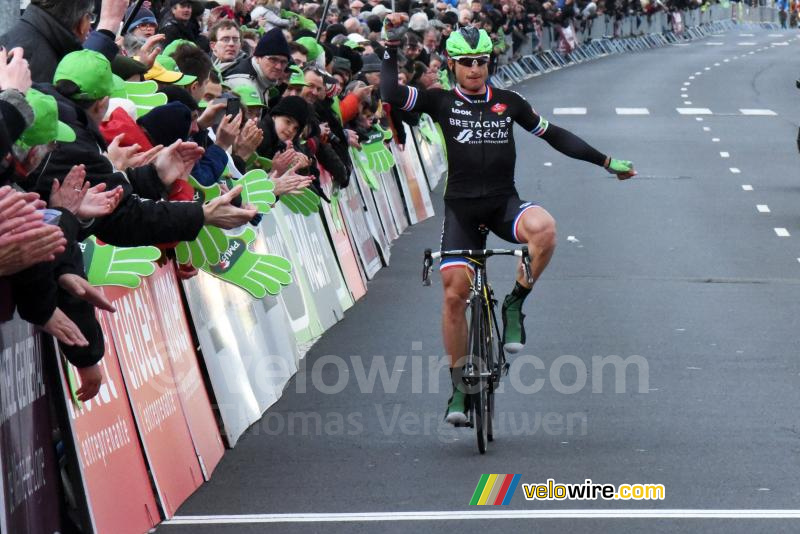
top-left (226, 27), bottom-right (291, 105)
top-left (210, 20), bottom-right (248, 76)
top-left (126, 6), bottom-right (159, 39)
top-left (160, 0), bottom-right (210, 51)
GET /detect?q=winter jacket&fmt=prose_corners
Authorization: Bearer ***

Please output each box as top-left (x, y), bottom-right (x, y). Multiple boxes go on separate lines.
top-left (0, 4), bottom-right (118, 83)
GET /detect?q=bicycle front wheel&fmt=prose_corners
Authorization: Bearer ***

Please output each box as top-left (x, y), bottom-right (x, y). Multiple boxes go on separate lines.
top-left (468, 295), bottom-right (489, 454)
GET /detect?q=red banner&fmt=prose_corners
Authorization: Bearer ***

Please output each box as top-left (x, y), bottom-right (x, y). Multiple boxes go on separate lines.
top-left (103, 281), bottom-right (204, 517)
top-left (59, 312), bottom-right (160, 534)
top-left (143, 264), bottom-right (224, 478)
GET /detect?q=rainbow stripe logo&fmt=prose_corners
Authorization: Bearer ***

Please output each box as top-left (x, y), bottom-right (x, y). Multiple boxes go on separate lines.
top-left (470, 474), bottom-right (521, 505)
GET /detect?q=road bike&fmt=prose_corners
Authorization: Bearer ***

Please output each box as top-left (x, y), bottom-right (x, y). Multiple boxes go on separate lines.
top-left (423, 227), bottom-right (534, 453)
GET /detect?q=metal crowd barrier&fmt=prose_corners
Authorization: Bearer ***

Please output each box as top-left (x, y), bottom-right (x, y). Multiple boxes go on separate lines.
top-left (490, 4), bottom-right (780, 88)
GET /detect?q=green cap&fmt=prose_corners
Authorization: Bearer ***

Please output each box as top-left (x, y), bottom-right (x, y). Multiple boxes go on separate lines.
top-left (53, 50), bottom-right (114, 101)
top-left (296, 37), bottom-right (323, 61)
top-left (20, 89), bottom-right (76, 145)
top-left (233, 85), bottom-right (264, 107)
top-left (162, 39), bottom-right (197, 58)
top-left (155, 55), bottom-right (197, 86)
top-left (288, 65), bottom-right (308, 87)
top-left (445, 27), bottom-right (493, 58)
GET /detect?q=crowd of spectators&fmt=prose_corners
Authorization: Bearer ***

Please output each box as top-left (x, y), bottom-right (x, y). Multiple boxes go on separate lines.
top-left (0, 0), bottom-right (717, 401)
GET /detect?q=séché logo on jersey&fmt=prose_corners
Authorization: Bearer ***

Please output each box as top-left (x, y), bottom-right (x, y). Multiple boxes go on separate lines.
top-left (450, 117), bottom-right (511, 145)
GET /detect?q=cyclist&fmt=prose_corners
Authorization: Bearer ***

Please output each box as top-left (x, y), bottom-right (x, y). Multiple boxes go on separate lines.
top-left (381, 16), bottom-right (636, 425)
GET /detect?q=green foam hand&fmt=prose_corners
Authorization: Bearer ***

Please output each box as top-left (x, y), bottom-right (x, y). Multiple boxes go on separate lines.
top-left (202, 227), bottom-right (293, 298)
top-left (81, 236), bottom-right (161, 288)
top-left (351, 147), bottom-right (380, 190)
top-left (228, 169), bottom-right (276, 214)
top-left (418, 119), bottom-right (438, 145)
top-left (360, 125), bottom-right (395, 174)
top-left (175, 225), bottom-right (229, 268)
top-left (280, 187), bottom-right (321, 216)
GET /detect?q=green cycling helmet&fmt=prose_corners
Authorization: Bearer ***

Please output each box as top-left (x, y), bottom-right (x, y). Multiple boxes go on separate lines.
top-left (445, 27), bottom-right (492, 57)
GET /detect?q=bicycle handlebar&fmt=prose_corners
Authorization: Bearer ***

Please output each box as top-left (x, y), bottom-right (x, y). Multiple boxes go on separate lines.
top-left (422, 247), bottom-right (534, 286)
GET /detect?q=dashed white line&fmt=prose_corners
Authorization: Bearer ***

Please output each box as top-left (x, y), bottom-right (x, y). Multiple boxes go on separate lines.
top-left (684, 101), bottom-right (692, 105)
top-left (712, 138), bottom-right (720, 142)
top-left (544, 162), bottom-right (553, 166)
top-left (677, 108), bottom-right (712, 115)
top-left (739, 109), bottom-right (777, 116)
top-left (714, 62), bottom-right (721, 66)
top-left (681, 94), bottom-right (689, 98)
top-left (772, 41), bottom-right (789, 46)
top-left (615, 107), bottom-right (650, 115)
top-left (738, 42), bottom-right (756, 46)
top-left (689, 76), bottom-right (695, 80)
top-left (696, 117), bottom-right (704, 122)
top-left (739, 33), bottom-right (755, 36)
top-left (683, 82), bottom-right (691, 86)
top-left (774, 228), bottom-right (790, 237)
top-left (553, 107), bottom-right (587, 115)
top-left (703, 127), bottom-right (711, 131)
top-left (756, 205), bottom-right (770, 213)
top-left (729, 167), bottom-right (741, 174)
top-left (704, 67), bottom-right (711, 70)
top-left (723, 59), bottom-right (730, 62)
top-left (706, 42), bottom-right (724, 45)
top-left (741, 185), bottom-right (753, 191)
top-left (720, 152), bottom-right (730, 158)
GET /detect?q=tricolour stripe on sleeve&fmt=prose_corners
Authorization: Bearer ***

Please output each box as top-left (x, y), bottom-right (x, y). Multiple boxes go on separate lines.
top-left (401, 86), bottom-right (419, 110)
top-left (531, 116), bottom-right (549, 137)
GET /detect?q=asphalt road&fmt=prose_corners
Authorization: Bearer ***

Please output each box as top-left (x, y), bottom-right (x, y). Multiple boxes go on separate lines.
top-left (159, 27), bottom-right (800, 533)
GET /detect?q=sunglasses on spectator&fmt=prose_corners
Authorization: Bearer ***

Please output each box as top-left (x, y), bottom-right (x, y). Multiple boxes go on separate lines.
top-left (455, 56), bottom-right (490, 67)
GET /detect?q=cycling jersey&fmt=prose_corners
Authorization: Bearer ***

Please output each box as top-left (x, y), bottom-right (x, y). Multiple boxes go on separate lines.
top-left (380, 48), bottom-right (608, 200)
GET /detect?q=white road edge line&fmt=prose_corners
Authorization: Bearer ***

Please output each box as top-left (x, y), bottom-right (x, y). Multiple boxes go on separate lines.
top-left (164, 510), bottom-right (800, 524)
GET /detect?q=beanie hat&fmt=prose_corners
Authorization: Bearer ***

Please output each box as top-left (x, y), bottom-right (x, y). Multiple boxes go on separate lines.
top-left (137, 102), bottom-right (193, 147)
top-left (159, 85), bottom-right (199, 112)
top-left (270, 96), bottom-right (309, 132)
top-left (126, 6), bottom-right (157, 31)
top-left (254, 27), bottom-right (291, 58)
top-left (360, 53), bottom-right (381, 73)
top-left (324, 23), bottom-right (347, 43)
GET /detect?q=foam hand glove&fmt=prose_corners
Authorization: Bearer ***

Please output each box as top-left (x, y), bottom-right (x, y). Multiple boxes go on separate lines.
top-left (202, 227), bottom-right (293, 298)
top-left (175, 225), bottom-right (229, 268)
top-left (280, 187), bottom-right (321, 216)
top-left (227, 169), bottom-right (276, 214)
top-left (81, 236), bottom-right (160, 288)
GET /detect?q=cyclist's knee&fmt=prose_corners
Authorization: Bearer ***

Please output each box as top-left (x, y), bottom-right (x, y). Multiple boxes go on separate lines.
top-left (442, 270), bottom-right (471, 312)
top-left (520, 209), bottom-right (557, 251)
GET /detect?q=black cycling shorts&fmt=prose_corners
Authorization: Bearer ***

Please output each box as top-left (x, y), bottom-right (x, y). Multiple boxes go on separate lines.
top-left (439, 193), bottom-right (539, 272)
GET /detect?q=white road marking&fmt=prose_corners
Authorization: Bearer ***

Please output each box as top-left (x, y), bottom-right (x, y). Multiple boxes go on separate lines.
top-left (739, 33), bottom-right (755, 36)
top-left (164, 510), bottom-right (800, 524)
top-left (689, 76), bottom-right (695, 80)
top-left (749, 51), bottom-right (756, 55)
top-left (544, 162), bottom-right (553, 166)
top-left (704, 67), bottom-right (711, 70)
top-left (712, 138), bottom-right (720, 142)
top-left (615, 107), bottom-right (650, 115)
top-left (757, 205), bottom-right (770, 213)
top-left (696, 117), bottom-right (704, 122)
top-left (720, 152), bottom-right (730, 158)
top-left (694, 71), bottom-right (702, 75)
top-left (703, 127), bottom-right (711, 131)
top-left (729, 167), bottom-right (741, 174)
top-left (723, 59), bottom-right (730, 62)
top-left (772, 42), bottom-right (789, 46)
top-left (683, 82), bottom-right (691, 86)
top-left (774, 228), bottom-right (790, 237)
top-left (739, 109), bottom-right (777, 116)
top-left (681, 94), bottom-right (689, 98)
top-left (553, 107), bottom-right (587, 115)
top-left (706, 42), bottom-right (724, 45)
top-left (684, 101), bottom-right (692, 105)
top-left (714, 62), bottom-right (721, 66)
top-left (738, 42), bottom-right (756, 46)
top-left (741, 185), bottom-right (753, 191)
top-left (769, 33), bottom-right (784, 37)
top-left (677, 108), bottom-right (712, 115)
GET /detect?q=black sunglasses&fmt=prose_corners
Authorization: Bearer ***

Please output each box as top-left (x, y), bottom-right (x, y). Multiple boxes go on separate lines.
top-left (455, 56), bottom-right (490, 67)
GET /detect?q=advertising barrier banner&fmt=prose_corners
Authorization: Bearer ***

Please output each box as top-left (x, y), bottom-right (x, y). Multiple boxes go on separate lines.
top-left (338, 178), bottom-right (383, 279)
top-left (0, 319), bottom-right (61, 534)
top-left (58, 312), bottom-right (160, 534)
top-left (102, 283), bottom-right (204, 518)
top-left (351, 166), bottom-right (392, 263)
top-left (391, 126), bottom-right (436, 224)
top-left (144, 265), bottom-right (224, 479)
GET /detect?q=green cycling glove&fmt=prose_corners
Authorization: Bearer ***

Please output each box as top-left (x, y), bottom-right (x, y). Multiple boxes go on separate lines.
top-left (606, 158), bottom-right (636, 179)
top-left (81, 236), bottom-right (161, 288)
